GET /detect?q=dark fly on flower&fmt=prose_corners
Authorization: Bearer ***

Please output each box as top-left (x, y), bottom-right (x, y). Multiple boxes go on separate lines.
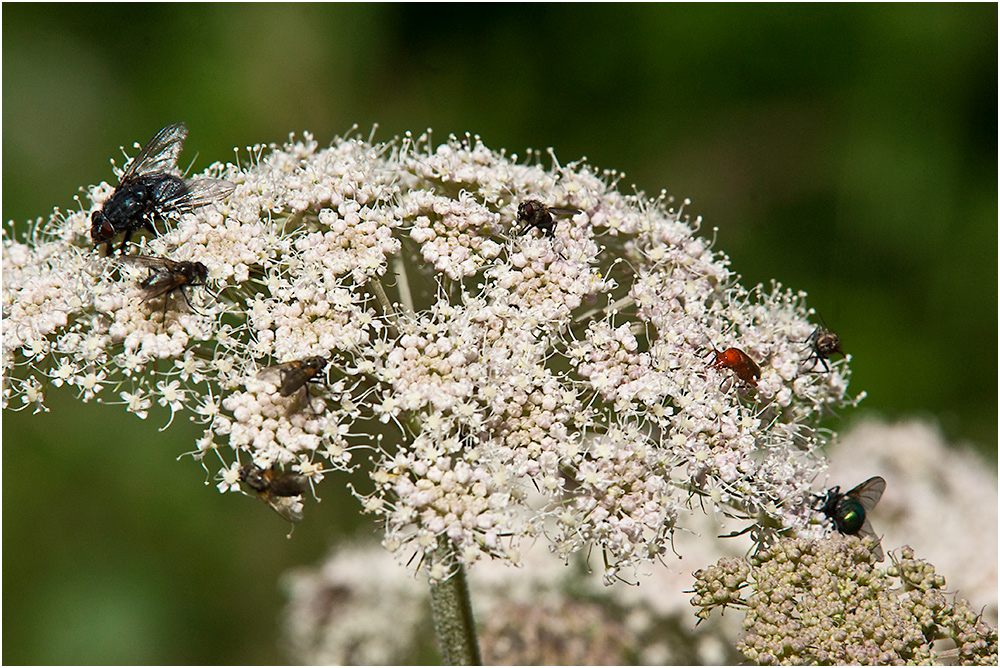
top-left (516, 199), bottom-right (582, 239)
top-left (239, 464), bottom-right (309, 523)
top-left (269, 356), bottom-right (328, 397)
top-left (117, 255), bottom-right (208, 320)
top-left (814, 476), bottom-right (886, 561)
top-left (255, 355), bottom-right (329, 414)
top-left (801, 318), bottom-right (843, 373)
top-left (255, 356), bottom-right (329, 416)
top-left (90, 122), bottom-right (234, 255)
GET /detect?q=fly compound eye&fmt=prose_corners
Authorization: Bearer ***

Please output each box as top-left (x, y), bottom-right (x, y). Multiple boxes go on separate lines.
top-left (190, 262), bottom-right (209, 284)
top-left (816, 331), bottom-right (842, 357)
top-left (239, 464), bottom-right (268, 492)
top-left (91, 211), bottom-right (113, 243)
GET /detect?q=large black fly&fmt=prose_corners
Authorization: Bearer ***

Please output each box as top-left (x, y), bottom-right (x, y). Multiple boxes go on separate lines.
top-left (91, 123), bottom-right (233, 255)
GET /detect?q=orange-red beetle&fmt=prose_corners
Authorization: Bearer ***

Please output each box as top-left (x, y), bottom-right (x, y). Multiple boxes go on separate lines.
top-left (706, 347), bottom-right (761, 387)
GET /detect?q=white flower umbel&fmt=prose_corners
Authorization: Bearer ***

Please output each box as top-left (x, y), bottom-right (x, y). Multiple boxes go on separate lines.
top-left (3, 128), bottom-right (857, 583)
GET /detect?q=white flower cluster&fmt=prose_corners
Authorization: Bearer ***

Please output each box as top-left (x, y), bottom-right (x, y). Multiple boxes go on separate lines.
top-left (3, 127), bottom-right (857, 579)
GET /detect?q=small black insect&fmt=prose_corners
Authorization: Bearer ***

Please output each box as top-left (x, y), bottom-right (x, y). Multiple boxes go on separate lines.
top-left (802, 318), bottom-right (843, 373)
top-left (239, 464), bottom-right (309, 523)
top-left (516, 199), bottom-right (582, 238)
top-left (814, 476), bottom-right (886, 561)
top-left (91, 123), bottom-right (233, 255)
top-left (117, 255), bottom-right (208, 320)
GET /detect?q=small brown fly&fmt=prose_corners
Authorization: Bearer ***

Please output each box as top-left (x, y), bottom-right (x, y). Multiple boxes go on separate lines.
top-left (239, 464), bottom-right (309, 523)
top-left (516, 199), bottom-right (582, 239)
top-left (269, 356), bottom-right (328, 397)
top-left (255, 356), bottom-right (330, 417)
top-left (118, 255), bottom-right (208, 321)
top-left (802, 321), bottom-right (843, 373)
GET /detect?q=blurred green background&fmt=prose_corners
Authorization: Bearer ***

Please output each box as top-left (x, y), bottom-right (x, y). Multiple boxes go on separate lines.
top-left (3, 4), bottom-right (996, 664)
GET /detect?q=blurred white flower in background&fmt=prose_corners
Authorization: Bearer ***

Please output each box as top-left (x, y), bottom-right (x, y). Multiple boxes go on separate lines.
top-left (825, 417), bottom-right (998, 625)
top-left (282, 418), bottom-right (996, 665)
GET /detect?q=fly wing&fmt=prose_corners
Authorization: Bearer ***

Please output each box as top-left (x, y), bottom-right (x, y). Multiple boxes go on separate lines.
top-left (154, 177), bottom-right (235, 217)
top-left (265, 494), bottom-right (305, 523)
top-left (120, 123), bottom-right (188, 181)
top-left (117, 255), bottom-right (174, 272)
top-left (849, 476), bottom-right (886, 514)
top-left (117, 256), bottom-right (178, 300)
top-left (257, 362), bottom-right (307, 396)
top-left (854, 517), bottom-right (884, 562)
top-left (177, 177), bottom-right (234, 211)
top-left (255, 363), bottom-right (282, 384)
top-left (138, 273), bottom-right (184, 301)
top-left (255, 361), bottom-right (324, 415)
top-left (547, 207), bottom-right (583, 217)
top-left (278, 365), bottom-right (310, 397)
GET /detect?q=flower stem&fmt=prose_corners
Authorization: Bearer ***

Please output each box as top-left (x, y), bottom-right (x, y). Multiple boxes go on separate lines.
top-left (429, 537), bottom-right (482, 665)
top-left (391, 254), bottom-right (415, 316)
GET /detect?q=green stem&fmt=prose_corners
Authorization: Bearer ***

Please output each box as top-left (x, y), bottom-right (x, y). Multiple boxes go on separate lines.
top-left (428, 537), bottom-right (482, 665)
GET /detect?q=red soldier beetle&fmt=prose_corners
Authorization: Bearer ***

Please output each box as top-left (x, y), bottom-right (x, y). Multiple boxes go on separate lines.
top-left (705, 346), bottom-right (761, 388)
